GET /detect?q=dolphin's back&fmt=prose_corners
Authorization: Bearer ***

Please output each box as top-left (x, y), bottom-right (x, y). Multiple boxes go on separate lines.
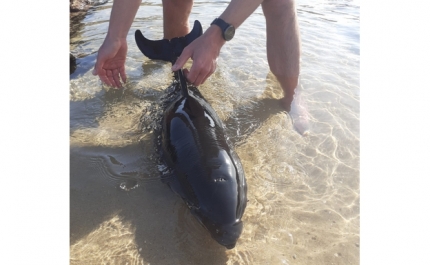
top-left (161, 87), bottom-right (247, 246)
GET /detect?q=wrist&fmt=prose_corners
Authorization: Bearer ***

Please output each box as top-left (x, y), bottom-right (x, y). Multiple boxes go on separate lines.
top-left (106, 33), bottom-right (127, 43)
top-left (205, 25), bottom-right (227, 47)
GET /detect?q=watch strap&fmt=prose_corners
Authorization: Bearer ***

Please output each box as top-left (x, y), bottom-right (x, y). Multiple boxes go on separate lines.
top-left (211, 18), bottom-right (230, 32)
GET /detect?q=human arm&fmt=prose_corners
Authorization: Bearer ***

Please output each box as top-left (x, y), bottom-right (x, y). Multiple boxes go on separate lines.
top-left (172, 0), bottom-right (266, 86)
top-left (92, 0), bottom-right (142, 88)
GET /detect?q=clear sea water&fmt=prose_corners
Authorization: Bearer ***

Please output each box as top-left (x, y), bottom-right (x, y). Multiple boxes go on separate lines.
top-left (70, 0), bottom-right (359, 264)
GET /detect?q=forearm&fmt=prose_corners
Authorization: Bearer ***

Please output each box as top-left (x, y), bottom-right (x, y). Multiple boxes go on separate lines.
top-left (204, 0), bottom-right (263, 50)
top-left (106, 0), bottom-right (142, 41)
top-left (204, 0), bottom-right (264, 48)
top-left (219, 0), bottom-right (263, 29)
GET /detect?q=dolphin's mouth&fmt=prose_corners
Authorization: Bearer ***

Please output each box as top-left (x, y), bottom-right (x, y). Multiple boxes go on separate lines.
top-left (196, 213), bottom-right (243, 249)
top-left (192, 215), bottom-right (238, 249)
top-left (224, 243), bottom-right (236, 249)
top-left (214, 231), bottom-right (240, 250)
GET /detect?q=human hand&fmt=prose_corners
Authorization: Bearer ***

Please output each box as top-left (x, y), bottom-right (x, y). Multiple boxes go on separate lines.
top-left (92, 38), bottom-right (128, 88)
top-left (172, 26), bottom-right (225, 86)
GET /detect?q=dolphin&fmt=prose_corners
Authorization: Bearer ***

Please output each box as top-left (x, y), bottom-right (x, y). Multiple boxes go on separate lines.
top-left (135, 21), bottom-right (247, 249)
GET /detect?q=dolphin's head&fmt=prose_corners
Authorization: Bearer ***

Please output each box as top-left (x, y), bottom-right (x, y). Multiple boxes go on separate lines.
top-left (186, 148), bottom-right (246, 249)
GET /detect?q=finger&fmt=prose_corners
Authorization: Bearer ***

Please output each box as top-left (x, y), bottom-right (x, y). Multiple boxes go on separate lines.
top-left (172, 46), bottom-right (192, 71)
top-left (193, 73), bottom-right (205, 87)
top-left (186, 71), bottom-right (198, 85)
top-left (201, 62), bottom-right (217, 84)
top-left (183, 68), bottom-right (190, 83)
top-left (92, 55), bottom-right (100, 75)
top-left (186, 62), bottom-right (201, 84)
top-left (112, 69), bottom-right (122, 88)
top-left (93, 55), bottom-right (104, 76)
top-left (119, 66), bottom-right (127, 84)
top-left (183, 68), bottom-right (196, 86)
top-left (200, 70), bottom-right (213, 85)
top-left (96, 67), bottom-right (112, 87)
top-left (92, 61), bottom-right (99, 76)
top-left (100, 74), bottom-right (113, 87)
top-left (106, 70), bottom-right (117, 88)
top-left (194, 64), bottom-right (213, 85)
top-left (190, 62), bottom-right (212, 86)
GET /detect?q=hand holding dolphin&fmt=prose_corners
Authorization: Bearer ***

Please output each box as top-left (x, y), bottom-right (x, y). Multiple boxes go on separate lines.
top-left (171, 25), bottom-right (225, 86)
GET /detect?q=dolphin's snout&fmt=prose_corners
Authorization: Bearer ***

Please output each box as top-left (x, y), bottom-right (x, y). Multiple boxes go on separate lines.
top-left (225, 243), bottom-right (236, 249)
top-left (208, 221), bottom-right (243, 249)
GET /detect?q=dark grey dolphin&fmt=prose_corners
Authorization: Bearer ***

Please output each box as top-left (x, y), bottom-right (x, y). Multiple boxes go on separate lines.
top-left (135, 21), bottom-right (247, 249)
top-left (160, 80), bottom-right (247, 249)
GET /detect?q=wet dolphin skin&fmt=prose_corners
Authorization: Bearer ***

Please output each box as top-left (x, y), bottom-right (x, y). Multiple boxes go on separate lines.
top-left (161, 86), bottom-right (247, 249)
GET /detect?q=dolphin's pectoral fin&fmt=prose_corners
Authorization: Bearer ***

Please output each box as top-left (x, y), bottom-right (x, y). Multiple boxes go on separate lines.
top-left (162, 172), bottom-right (187, 199)
top-left (160, 172), bottom-right (175, 182)
top-left (134, 20), bottom-right (203, 63)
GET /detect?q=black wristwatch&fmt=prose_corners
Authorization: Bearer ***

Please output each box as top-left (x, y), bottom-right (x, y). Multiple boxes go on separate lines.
top-left (211, 18), bottom-right (235, 41)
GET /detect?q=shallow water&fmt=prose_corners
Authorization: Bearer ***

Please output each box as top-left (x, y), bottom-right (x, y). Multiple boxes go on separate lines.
top-left (70, 0), bottom-right (360, 264)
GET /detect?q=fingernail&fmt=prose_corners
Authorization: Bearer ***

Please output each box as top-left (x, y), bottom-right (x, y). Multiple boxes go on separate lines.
top-left (172, 64), bottom-right (177, 71)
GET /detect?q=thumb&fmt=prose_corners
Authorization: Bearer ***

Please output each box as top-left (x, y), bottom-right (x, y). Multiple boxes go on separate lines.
top-left (92, 59), bottom-right (100, 76)
top-left (172, 48), bottom-right (192, 71)
top-left (92, 52), bottom-right (105, 76)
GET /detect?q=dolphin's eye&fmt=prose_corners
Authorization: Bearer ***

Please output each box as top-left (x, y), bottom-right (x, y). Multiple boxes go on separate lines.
top-left (214, 178), bottom-right (227, 182)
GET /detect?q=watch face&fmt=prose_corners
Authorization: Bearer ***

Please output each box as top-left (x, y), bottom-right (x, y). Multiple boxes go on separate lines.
top-left (224, 25), bottom-right (235, 41)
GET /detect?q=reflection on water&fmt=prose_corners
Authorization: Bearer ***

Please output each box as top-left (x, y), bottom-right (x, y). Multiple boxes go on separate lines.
top-left (70, 0), bottom-right (359, 264)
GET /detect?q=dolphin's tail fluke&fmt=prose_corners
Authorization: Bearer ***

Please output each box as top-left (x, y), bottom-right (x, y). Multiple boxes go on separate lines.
top-left (134, 20), bottom-right (203, 97)
top-left (134, 20), bottom-right (203, 64)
